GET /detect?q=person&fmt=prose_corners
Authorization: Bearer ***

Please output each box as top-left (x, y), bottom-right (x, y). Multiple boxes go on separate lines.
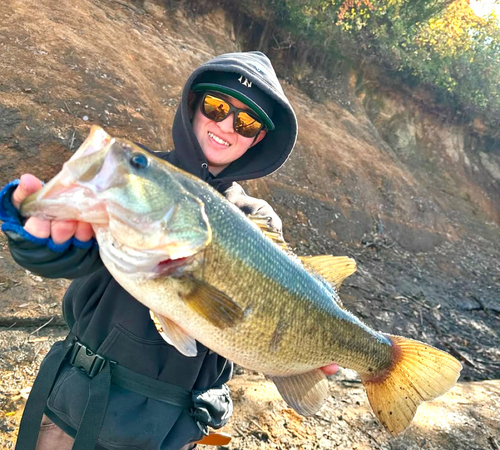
top-left (0, 51), bottom-right (338, 450)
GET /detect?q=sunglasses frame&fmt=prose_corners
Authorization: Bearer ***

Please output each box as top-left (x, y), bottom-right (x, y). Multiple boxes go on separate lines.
top-left (200, 91), bottom-right (267, 138)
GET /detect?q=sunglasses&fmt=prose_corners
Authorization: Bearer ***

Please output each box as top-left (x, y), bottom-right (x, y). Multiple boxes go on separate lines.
top-left (200, 92), bottom-right (265, 138)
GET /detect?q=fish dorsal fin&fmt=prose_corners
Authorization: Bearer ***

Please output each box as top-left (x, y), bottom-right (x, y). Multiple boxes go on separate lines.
top-left (247, 213), bottom-right (357, 290)
top-left (180, 277), bottom-right (244, 329)
top-left (149, 310), bottom-right (198, 357)
top-left (268, 369), bottom-right (329, 416)
top-left (299, 255), bottom-right (357, 290)
top-left (247, 214), bottom-right (291, 252)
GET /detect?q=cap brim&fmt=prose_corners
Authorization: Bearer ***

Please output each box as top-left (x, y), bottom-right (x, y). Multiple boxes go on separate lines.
top-left (193, 83), bottom-right (275, 131)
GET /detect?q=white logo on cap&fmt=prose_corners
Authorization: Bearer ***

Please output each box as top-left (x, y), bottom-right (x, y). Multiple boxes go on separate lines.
top-left (238, 75), bottom-right (252, 88)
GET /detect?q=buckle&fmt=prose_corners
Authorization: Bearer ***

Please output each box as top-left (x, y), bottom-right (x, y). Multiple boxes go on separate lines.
top-left (69, 341), bottom-right (107, 378)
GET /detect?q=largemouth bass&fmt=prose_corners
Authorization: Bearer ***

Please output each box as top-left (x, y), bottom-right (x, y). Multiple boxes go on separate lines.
top-left (20, 126), bottom-right (462, 435)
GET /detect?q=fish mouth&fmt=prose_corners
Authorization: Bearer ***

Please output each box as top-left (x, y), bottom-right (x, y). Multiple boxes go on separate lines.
top-left (20, 182), bottom-right (108, 223)
top-left (95, 225), bottom-right (203, 278)
top-left (156, 255), bottom-right (197, 276)
top-left (20, 126), bottom-right (113, 222)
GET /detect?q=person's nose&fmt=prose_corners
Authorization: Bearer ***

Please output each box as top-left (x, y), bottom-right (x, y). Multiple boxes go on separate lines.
top-left (217, 113), bottom-right (235, 133)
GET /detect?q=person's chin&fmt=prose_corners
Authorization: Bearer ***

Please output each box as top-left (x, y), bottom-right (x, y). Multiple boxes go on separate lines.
top-left (206, 157), bottom-right (228, 168)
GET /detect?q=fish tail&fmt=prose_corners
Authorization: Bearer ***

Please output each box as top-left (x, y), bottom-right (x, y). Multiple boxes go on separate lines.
top-left (360, 334), bottom-right (462, 435)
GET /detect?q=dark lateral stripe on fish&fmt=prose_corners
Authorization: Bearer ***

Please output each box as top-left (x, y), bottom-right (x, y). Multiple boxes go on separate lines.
top-left (269, 317), bottom-right (288, 353)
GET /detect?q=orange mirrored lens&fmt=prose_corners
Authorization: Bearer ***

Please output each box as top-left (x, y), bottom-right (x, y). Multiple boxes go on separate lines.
top-left (203, 95), bottom-right (230, 121)
top-left (235, 112), bottom-right (262, 137)
top-left (202, 93), bottom-right (264, 138)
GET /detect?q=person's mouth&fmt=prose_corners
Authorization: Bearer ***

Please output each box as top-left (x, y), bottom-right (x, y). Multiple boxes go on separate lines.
top-left (208, 131), bottom-right (231, 147)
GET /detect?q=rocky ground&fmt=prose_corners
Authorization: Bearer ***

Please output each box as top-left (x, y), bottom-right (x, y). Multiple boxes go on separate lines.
top-left (0, 0), bottom-right (499, 449)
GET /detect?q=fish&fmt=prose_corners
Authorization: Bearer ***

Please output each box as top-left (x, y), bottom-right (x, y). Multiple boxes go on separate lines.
top-left (20, 125), bottom-right (462, 435)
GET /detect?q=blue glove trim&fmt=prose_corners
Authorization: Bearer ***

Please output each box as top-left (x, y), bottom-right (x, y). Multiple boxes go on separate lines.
top-left (1, 222), bottom-right (49, 245)
top-left (47, 236), bottom-right (97, 252)
top-left (2, 222), bottom-right (97, 252)
top-left (72, 237), bottom-right (97, 250)
top-left (1, 180), bottom-right (98, 252)
top-left (0, 180), bottom-right (21, 224)
top-left (47, 237), bottom-right (73, 253)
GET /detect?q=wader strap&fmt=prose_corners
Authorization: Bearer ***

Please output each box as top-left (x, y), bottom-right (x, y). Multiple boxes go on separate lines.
top-left (112, 364), bottom-right (192, 409)
top-left (16, 336), bottom-right (194, 450)
top-left (69, 341), bottom-right (193, 450)
top-left (68, 340), bottom-right (192, 409)
top-left (15, 333), bottom-right (76, 450)
top-left (71, 362), bottom-right (111, 450)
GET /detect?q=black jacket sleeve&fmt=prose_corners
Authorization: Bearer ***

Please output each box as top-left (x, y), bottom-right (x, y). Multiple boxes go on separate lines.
top-left (1, 180), bottom-right (103, 279)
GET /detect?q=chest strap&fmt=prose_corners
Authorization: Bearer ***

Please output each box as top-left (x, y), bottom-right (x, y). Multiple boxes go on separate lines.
top-left (69, 340), bottom-right (193, 408)
top-left (16, 335), bottom-right (193, 450)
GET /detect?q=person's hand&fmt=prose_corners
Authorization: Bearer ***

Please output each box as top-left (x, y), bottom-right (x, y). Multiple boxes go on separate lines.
top-left (320, 363), bottom-right (339, 376)
top-left (11, 173), bottom-right (94, 244)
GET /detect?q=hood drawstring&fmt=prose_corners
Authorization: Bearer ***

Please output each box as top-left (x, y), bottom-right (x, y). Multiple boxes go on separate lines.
top-left (201, 162), bottom-right (209, 180)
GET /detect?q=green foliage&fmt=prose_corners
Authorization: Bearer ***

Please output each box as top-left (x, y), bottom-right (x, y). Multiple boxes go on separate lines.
top-left (409, 0), bottom-right (500, 118)
top-left (257, 0), bottom-right (500, 123)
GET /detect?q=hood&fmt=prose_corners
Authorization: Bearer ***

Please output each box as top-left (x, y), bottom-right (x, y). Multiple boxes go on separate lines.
top-left (171, 51), bottom-right (298, 185)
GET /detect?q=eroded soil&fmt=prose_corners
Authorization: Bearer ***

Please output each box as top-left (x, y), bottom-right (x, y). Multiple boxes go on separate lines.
top-left (0, 0), bottom-right (499, 449)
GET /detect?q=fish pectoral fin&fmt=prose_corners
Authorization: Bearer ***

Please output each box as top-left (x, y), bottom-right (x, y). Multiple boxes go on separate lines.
top-left (268, 369), bottom-right (329, 416)
top-left (361, 334), bottom-right (462, 435)
top-left (180, 278), bottom-right (244, 329)
top-left (149, 310), bottom-right (198, 357)
top-left (299, 255), bottom-right (357, 290)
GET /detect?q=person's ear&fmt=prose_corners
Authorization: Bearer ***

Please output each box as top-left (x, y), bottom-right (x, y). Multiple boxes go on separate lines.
top-left (250, 129), bottom-right (267, 147)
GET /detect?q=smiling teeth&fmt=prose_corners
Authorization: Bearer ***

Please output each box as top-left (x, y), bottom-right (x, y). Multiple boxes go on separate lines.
top-left (208, 132), bottom-right (230, 146)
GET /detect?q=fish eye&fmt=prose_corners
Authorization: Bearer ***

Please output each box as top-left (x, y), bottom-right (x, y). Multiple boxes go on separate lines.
top-left (130, 153), bottom-right (149, 170)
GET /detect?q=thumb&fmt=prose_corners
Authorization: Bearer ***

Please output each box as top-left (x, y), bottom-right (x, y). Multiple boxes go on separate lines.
top-left (12, 174), bottom-right (43, 210)
top-left (320, 363), bottom-right (339, 376)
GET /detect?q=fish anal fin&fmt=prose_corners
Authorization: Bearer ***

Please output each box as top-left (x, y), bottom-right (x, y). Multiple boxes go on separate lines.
top-left (149, 310), bottom-right (198, 357)
top-left (180, 278), bottom-right (244, 329)
top-left (300, 255), bottom-right (357, 290)
top-left (361, 334), bottom-right (462, 435)
top-left (269, 369), bottom-right (329, 416)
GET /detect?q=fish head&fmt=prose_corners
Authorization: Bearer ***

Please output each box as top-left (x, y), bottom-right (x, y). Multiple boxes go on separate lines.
top-left (20, 126), bottom-right (212, 275)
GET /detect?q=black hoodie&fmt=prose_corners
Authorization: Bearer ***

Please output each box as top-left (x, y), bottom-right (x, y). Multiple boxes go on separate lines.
top-left (168, 51), bottom-right (297, 186)
top-left (0, 51), bottom-right (297, 450)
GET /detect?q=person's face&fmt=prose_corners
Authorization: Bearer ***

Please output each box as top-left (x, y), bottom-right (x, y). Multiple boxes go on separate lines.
top-left (192, 93), bottom-right (267, 176)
